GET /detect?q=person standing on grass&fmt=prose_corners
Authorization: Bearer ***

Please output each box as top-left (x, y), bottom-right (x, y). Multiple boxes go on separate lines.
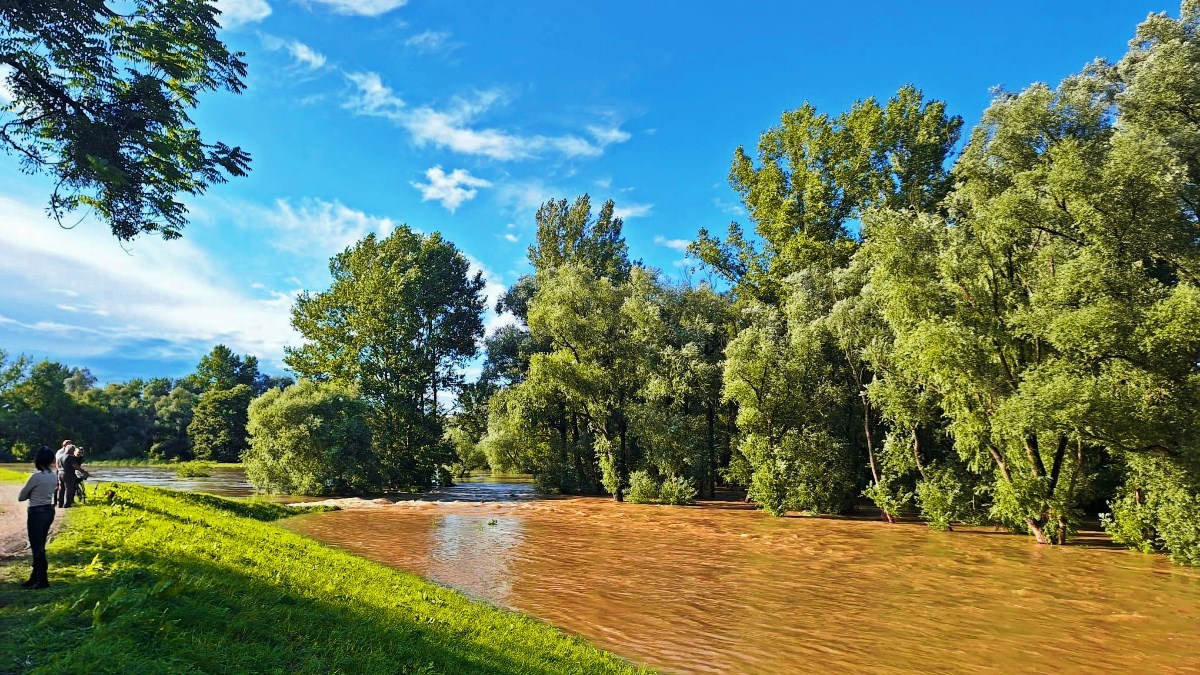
top-left (53, 440), bottom-right (72, 506)
top-left (18, 446), bottom-right (57, 589)
top-left (59, 447), bottom-right (82, 508)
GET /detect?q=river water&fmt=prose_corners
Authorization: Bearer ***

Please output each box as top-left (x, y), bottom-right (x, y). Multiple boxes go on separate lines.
top-left (0, 463), bottom-right (258, 497)
top-left (286, 481), bottom-right (1200, 674)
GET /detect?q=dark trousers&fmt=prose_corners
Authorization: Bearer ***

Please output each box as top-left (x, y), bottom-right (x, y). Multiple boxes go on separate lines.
top-left (27, 505), bottom-right (54, 586)
top-left (59, 472), bottom-right (76, 508)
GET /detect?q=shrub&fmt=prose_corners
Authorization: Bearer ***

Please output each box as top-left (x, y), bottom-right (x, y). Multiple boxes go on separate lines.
top-left (657, 475), bottom-right (697, 505)
top-left (244, 380), bottom-right (375, 496)
top-left (174, 461), bottom-right (214, 478)
top-left (626, 470), bottom-right (659, 504)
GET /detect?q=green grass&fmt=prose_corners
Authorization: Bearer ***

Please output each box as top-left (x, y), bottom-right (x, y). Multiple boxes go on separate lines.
top-left (0, 467), bottom-right (27, 482)
top-left (0, 484), bottom-right (649, 674)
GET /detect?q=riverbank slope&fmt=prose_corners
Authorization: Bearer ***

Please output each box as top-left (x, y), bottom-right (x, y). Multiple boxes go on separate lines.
top-left (0, 483), bottom-right (648, 674)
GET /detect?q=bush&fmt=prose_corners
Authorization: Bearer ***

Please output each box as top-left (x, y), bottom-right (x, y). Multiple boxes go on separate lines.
top-left (626, 470), bottom-right (659, 503)
top-left (1104, 453), bottom-right (1200, 565)
top-left (657, 475), bottom-right (697, 505)
top-left (244, 380), bottom-right (376, 496)
top-left (174, 461), bottom-right (215, 478)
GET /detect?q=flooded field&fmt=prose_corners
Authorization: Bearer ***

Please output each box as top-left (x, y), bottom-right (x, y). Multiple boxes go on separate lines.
top-left (0, 463), bottom-right (257, 497)
top-left (287, 483), bottom-right (1200, 674)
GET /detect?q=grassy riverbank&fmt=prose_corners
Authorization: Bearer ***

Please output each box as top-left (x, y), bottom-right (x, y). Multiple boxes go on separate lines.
top-left (0, 484), bottom-right (648, 674)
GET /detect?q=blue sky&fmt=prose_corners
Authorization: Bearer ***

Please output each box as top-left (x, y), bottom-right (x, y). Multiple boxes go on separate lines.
top-left (0, 0), bottom-right (1173, 383)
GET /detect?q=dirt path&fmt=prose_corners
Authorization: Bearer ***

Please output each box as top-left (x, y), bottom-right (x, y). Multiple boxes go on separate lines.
top-left (0, 481), bottom-right (63, 560)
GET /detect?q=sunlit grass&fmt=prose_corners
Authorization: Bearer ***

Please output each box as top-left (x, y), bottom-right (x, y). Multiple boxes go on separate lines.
top-left (0, 484), bottom-right (649, 674)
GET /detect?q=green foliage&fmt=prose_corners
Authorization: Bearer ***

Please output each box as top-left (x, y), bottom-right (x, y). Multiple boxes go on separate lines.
top-left (188, 384), bottom-right (252, 462)
top-left (244, 380), bottom-right (375, 496)
top-left (287, 227), bottom-right (486, 490)
top-left (0, 485), bottom-right (643, 673)
top-left (1105, 453), bottom-right (1200, 565)
top-left (626, 470), bottom-right (659, 504)
top-left (657, 475), bottom-right (698, 506)
top-left (0, 0), bottom-right (251, 240)
top-left (172, 461), bottom-right (214, 478)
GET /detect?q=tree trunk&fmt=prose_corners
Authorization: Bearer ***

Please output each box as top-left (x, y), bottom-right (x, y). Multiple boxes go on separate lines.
top-left (861, 393), bottom-right (893, 523)
top-left (909, 425), bottom-right (927, 480)
top-left (706, 401), bottom-right (716, 499)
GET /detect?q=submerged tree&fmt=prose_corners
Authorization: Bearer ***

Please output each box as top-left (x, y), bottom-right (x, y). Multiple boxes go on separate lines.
top-left (287, 227), bottom-right (486, 489)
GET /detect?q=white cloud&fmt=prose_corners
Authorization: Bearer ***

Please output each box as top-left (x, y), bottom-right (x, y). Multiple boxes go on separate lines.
top-left (0, 65), bottom-right (14, 106)
top-left (0, 194), bottom-right (297, 366)
top-left (344, 72), bottom-right (631, 161)
top-left (653, 235), bottom-right (690, 252)
top-left (344, 72), bottom-right (405, 120)
top-left (262, 35), bottom-right (328, 70)
top-left (404, 30), bottom-right (458, 54)
top-left (614, 203), bottom-right (654, 219)
top-left (713, 197), bottom-right (744, 217)
top-left (214, 0), bottom-right (271, 28)
top-left (464, 255), bottom-right (516, 338)
top-left (258, 198), bottom-right (397, 256)
top-left (495, 180), bottom-right (559, 214)
top-left (411, 166), bottom-right (492, 212)
top-left (587, 125), bottom-right (631, 146)
top-left (503, 233), bottom-right (518, 243)
top-left (307, 0), bottom-right (406, 16)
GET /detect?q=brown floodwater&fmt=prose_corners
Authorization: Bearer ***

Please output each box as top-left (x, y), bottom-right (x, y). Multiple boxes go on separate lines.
top-left (286, 485), bottom-right (1200, 674)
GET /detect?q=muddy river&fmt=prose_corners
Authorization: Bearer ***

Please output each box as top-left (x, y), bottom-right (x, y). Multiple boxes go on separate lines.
top-left (285, 481), bottom-right (1200, 674)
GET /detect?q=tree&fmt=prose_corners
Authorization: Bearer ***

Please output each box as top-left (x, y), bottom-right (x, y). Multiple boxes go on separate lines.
top-left (188, 383), bottom-right (251, 462)
top-left (244, 380), bottom-right (375, 495)
top-left (0, 0), bottom-right (251, 240)
top-left (287, 226), bottom-right (486, 489)
top-left (194, 345), bottom-right (259, 392)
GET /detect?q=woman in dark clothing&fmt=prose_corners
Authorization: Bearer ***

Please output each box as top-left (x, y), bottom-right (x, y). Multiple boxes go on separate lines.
top-left (18, 446), bottom-right (57, 589)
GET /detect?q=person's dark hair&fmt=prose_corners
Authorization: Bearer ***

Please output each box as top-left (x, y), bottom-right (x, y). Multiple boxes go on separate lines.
top-left (34, 446), bottom-right (54, 472)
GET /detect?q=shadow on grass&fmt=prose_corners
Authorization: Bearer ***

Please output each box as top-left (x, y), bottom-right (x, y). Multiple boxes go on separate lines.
top-left (0, 486), bottom-right (644, 675)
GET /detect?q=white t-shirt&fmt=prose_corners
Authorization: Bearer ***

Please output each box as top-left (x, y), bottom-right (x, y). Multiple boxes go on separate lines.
top-left (19, 470), bottom-right (57, 507)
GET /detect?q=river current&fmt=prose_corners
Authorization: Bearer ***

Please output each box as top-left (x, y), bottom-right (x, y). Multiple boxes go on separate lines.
top-left (286, 480), bottom-right (1200, 674)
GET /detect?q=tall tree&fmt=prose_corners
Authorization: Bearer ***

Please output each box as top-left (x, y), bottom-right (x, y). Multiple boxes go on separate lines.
top-left (0, 0), bottom-right (251, 239)
top-left (287, 227), bottom-right (486, 489)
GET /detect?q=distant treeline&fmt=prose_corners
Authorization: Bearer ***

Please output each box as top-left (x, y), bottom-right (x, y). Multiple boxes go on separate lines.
top-left (0, 345), bottom-right (291, 462)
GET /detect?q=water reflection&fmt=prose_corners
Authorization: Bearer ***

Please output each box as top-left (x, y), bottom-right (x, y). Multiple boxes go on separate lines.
top-left (429, 514), bottom-right (523, 604)
top-left (289, 494), bottom-right (1200, 674)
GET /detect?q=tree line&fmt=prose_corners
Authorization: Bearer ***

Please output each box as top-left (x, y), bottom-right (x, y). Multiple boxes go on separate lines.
top-left (461, 6), bottom-right (1200, 564)
top-left (2, 4), bottom-right (1198, 565)
top-left (0, 345), bottom-right (290, 462)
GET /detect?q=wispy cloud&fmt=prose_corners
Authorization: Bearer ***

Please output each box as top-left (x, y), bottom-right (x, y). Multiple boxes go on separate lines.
top-left (0, 194), bottom-right (297, 366)
top-left (344, 71), bottom-right (405, 119)
top-left (713, 197), bottom-right (745, 217)
top-left (343, 72), bottom-right (631, 161)
top-left (262, 35), bottom-right (328, 70)
top-left (495, 179), bottom-right (560, 214)
top-left (411, 166), bottom-right (492, 212)
top-left (214, 0), bottom-right (271, 28)
top-left (503, 233), bottom-right (519, 243)
top-left (307, 0), bottom-right (407, 16)
top-left (404, 30), bottom-right (460, 54)
top-left (259, 198), bottom-right (397, 257)
top-left (653, 235), bottom-right (690, 252)
top-left (614, 203), bottom-right (654, 219)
